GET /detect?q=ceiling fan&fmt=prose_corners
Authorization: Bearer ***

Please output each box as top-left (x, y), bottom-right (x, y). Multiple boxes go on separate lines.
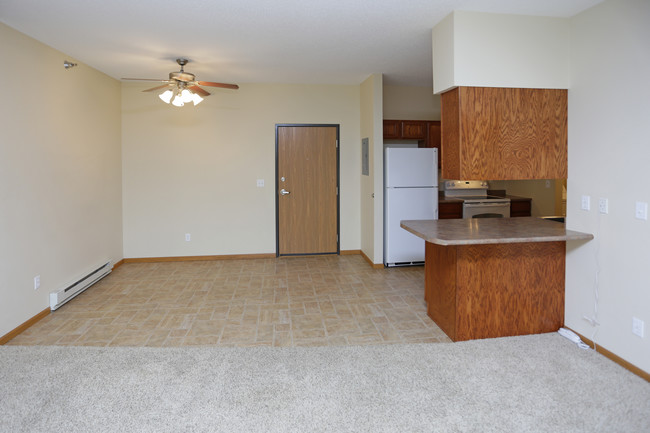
top-left (122, 58), bottom-right (239, 106)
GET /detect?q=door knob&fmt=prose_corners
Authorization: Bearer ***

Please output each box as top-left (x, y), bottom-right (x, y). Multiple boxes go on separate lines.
top-left (280, 189), bottom-right (291, 195)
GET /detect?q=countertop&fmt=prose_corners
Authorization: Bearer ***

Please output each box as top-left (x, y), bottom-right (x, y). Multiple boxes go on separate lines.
top-left (400, 217), bottom-right (593, 246)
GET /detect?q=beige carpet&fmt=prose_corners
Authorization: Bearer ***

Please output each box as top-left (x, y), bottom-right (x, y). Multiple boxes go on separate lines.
top-left (1, 333), bottom-right (648, 432)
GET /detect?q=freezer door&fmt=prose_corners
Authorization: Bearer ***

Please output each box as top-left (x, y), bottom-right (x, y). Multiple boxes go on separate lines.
top-left (384, 187), bottom-right (438, 265)
top-left (385, 148), bottom-right (437, 188)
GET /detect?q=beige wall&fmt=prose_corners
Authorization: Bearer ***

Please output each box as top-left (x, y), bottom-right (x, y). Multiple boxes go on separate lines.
top-left (432, 11), bottom-right (569, 93)
top-left (488, 180), bottom-right (558, 216)
top-left (122, 82), bottom-right (361, 257)
top-left (566, 0), bottom-right (650, 373)
top-left (0, 23), bottom-right (123, 336)
top-left (382, 85), bottom-right (440, 120)
top-left (359, 74), bottom-right (384, 263)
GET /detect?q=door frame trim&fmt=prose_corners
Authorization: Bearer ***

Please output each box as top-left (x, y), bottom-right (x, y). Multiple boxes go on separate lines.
top-left (275, 124), bottom-right (340, 257)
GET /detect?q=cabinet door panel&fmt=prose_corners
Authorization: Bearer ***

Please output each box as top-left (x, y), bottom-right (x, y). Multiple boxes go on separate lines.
top-left (510, 199), bottom-right (532, 217)
top-left (441, 87), bottom-right (567, 180)
top-left (383, 120), bottom-right (400, 139)
top-left (427, 121), bottom-right (441, 150)
top-left (402, 121), bottom-right (427, 139)
top-left (439, 202), bottom-right (463, 219)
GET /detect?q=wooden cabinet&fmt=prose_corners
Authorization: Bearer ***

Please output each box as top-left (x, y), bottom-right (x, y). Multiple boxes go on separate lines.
top-left (441, 87), bottom-right (567, 180)
top-left (401, 121), bottom-right (427, 139)
top-left (510, 198), bottom-right (532, 217)
top-left (439, 201), bottom-right (463, 219)
top-left (382, 119), bottom-right (400, 139)
top-left (383, 119), bottom-right (441, 149)
top-left (427, 121), bottom-right (441, 151)
top-left (425, 240), bottom-right (565, 341)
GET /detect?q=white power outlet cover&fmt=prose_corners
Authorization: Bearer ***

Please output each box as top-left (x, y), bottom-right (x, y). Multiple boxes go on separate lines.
top-left (34, 275), bottom-right (40, 290)
top-left (598, 197), bottom-right (609, 214)
top-left (581, 195), bottom-right (591, 211)
top-left (635, 201), bottom-right (648, 220)
top-left (632, 317), bottom-right (644, 338)
top-left (256, 179), bottom-right (265, 187)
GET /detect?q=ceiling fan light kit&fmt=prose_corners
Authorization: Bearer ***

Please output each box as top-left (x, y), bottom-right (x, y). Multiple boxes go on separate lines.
top-left (159, 89), bottom-right (174, 104)
top-left (123, 58), bottom-right (238, 108)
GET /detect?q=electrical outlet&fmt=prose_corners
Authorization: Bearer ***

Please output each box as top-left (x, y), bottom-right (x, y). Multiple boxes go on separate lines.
top-left (598, 197), bottom-right (609, 214)
top-left (632, 317), bottom-right (644, 338)
top-left (185, 233), bottom-right (191, 242)
top-left (635, 201), bottom-right (648, 220)
top-left (581, 195), bottom-right (591, 211)
top-left (256, 179), bottom-right (265, 187)
top-left (34, 275), bottom-right (40, 290)
top-left (545, 180), bottom-right (551, 188)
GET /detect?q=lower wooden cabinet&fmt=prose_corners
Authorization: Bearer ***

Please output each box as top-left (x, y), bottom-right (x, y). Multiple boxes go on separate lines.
top-left (510, 198), bottom-right (532, 217)
top-left (439, 201), bottom-right (463, 219)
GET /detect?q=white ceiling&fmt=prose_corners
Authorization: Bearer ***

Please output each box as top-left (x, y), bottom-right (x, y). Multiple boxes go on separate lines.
top-left (0, 0), bottom-right (602, 87)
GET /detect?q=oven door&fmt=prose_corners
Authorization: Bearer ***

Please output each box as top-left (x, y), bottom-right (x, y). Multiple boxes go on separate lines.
top-left (463, 202), bottom-right (511, 218)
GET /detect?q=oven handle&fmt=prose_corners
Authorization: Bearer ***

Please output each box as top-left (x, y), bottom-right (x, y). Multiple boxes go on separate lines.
top-left (463, 202), bottom-right (510, 208)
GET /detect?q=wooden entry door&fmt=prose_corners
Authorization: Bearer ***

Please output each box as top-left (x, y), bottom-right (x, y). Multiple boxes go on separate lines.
top-left (276, 125), bottom-right (339, 255)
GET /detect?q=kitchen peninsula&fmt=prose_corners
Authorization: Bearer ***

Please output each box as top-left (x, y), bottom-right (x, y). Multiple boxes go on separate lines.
top-left (401, 218), bottom-right (593, 342)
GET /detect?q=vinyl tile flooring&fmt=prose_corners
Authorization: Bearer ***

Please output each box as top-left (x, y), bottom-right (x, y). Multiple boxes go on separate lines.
top-left (8, 255), bottom-right (451, 347)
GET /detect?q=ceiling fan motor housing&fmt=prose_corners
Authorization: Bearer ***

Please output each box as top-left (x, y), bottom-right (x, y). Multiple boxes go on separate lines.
top-left (169, 71), bottom-right (196, 82)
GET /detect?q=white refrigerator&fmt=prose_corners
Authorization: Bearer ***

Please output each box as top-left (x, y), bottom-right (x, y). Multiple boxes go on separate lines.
top-left (384, 147), bottom-right (438, 267)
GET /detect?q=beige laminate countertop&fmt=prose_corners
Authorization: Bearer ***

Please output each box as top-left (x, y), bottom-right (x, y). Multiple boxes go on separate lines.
top-left (400, 217), bottom-right (593, 246)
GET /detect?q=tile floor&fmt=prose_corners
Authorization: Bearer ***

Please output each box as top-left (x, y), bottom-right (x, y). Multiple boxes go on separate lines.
top-left (8, 255), bottom-right (451, 347)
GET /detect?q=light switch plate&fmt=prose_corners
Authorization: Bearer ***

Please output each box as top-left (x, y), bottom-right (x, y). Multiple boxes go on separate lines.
top-left (635, 201), bottom-right (648, 220)
top-left (581, 195), bottom-right (591, 211)
top-left (632, 317), bottom-right (644, 338)
top-left (185, 233), bottom-right (191, 242)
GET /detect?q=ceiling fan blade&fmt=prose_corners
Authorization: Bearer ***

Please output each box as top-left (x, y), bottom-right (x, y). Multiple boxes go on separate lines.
top-left (121, 78), bottom-right (171, 82)
top-left (197, 81), bottom-right (239, 90)
top-left (142, 84), bottom-right (174, 93)
top-left (188, 85), bottom-right (211, 97)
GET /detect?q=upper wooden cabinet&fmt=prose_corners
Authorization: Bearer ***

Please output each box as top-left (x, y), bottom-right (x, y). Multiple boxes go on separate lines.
top-left (427, 121), bottom-right (441, 151)
top-left (383, 119), bottom-right (441, 149)
top-left (383, 119), bottom-right (401, 139)
top-left (401, 121), bottom-right (427, 139)
top-left (441, 87), bottom-right (567, 180)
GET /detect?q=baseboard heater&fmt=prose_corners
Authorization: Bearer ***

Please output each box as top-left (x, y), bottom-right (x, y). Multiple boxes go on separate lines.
top-left (49, 261), bottom-right (113, 310)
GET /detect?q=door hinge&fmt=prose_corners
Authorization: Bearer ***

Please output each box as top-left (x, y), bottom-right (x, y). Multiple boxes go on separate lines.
top-left (336, 187), bottom-right (339, 195)
top-left (337, 235), bottom-right (339, 242)
top-left (336, 140), bottom-right (339, 148)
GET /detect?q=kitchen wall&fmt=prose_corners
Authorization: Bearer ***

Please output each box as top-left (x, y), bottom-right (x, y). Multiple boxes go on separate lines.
top-left (360, 74), bottom-right (384, 263)
top-left (122, 82), bottom-right (361, 258)
top-left (382, 85), bottom-right (440, 120)
top-left (566, 0), bottom-right (650, 373)
top-left (488, 180), bottom-right (559, 216)
top-left (0, 23), bottom-right (123, 337)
